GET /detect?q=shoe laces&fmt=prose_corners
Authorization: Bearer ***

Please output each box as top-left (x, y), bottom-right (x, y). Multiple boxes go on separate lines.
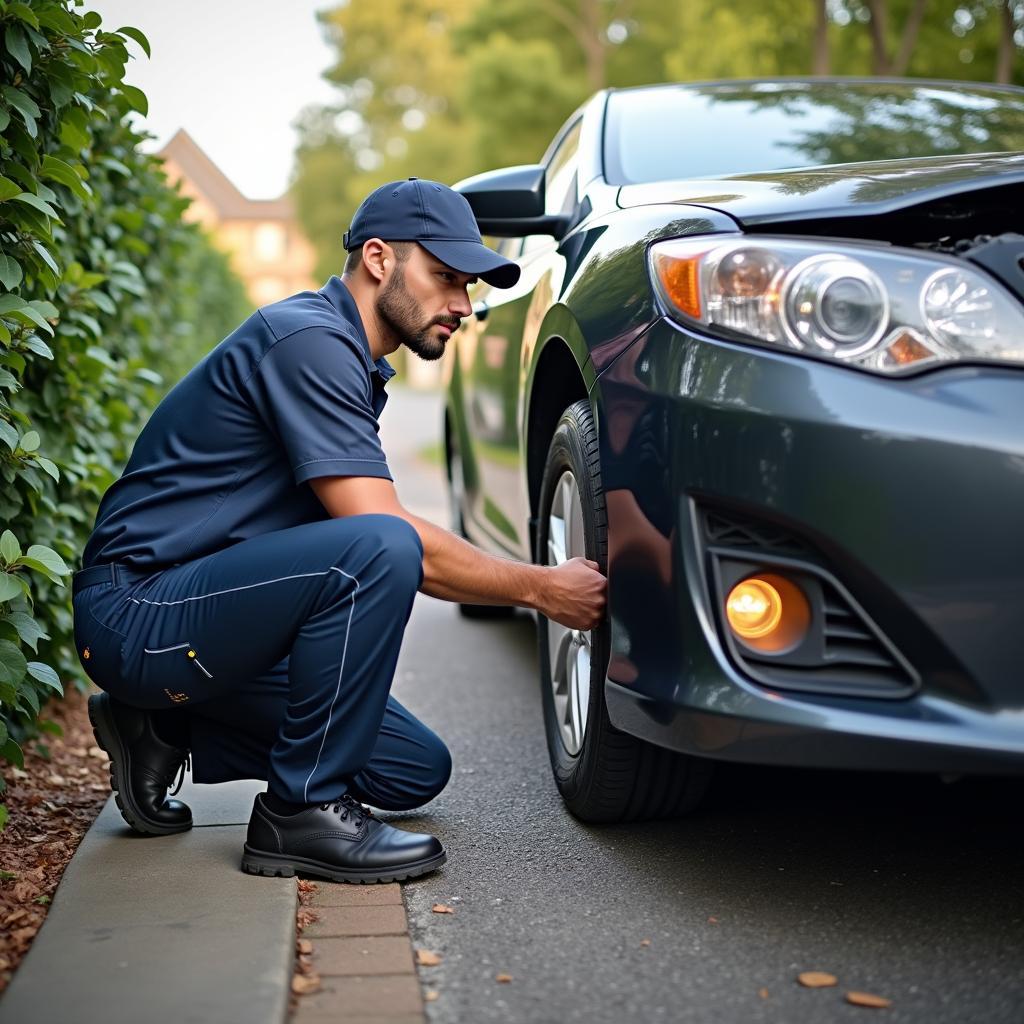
top-left (167, 751), bottom-right (191, 797)
top-left (319, 793), bottom-right (372, 827)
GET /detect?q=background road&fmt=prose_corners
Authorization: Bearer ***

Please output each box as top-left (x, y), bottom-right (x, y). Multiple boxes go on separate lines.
top-left (380, 386), bottom-right (1024, 1024)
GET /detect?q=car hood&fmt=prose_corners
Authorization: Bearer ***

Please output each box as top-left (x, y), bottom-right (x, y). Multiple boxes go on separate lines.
top-left (616, 152), bottom-right (1024, 226)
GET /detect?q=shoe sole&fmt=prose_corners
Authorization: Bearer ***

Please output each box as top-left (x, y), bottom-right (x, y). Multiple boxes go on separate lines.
top-left (240, 844), bottom-right (447, 884)
top-left (87, 694), bottom-right (193, 837)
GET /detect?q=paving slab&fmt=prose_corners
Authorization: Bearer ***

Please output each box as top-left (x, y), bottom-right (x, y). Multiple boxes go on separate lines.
top-left (0, 794), bottom-right (296, 1024)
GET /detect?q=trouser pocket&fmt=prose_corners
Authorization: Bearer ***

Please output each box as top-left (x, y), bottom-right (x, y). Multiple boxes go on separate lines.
top-left (73, 599), bottom-right (128, 698)
top-left (139, 641), bottom-right (214, 707)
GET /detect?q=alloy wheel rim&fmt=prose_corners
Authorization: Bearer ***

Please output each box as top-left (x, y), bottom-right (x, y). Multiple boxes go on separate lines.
top-left (546, 469), bottom-right (591, 756)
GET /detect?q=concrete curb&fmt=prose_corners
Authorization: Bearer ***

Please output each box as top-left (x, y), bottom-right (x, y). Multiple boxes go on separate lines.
top-left (0, 780), bottom-right (296, 1024)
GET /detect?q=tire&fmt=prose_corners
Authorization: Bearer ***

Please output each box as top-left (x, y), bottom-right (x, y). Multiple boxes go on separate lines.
top-left (446, 419), bottom-right (515, 620)
top-left (536, 400), bottom-right (713, 823)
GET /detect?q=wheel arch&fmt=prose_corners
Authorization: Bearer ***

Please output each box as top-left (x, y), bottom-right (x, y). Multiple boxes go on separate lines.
top-left (524, 331), bottom-right (592, 559)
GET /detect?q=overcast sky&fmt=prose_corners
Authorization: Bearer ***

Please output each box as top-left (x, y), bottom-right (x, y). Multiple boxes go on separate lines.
top-left (87, 1), bottom-right (340, 198)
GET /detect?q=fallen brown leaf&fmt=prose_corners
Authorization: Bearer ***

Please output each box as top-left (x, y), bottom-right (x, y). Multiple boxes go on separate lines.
top-left (758, 988), bottom-right (769, 1000)
top-left (846, 991), bottom-right (892, 1009)
top-left (639, 939), bottom-right (651, 948)
top-left (798, 971), bottom-right (838, 988)
top-left (496, 973), bottom-right (513, 983)
top-left (707, 916), bottom-right (719, 924)
top-left (432, 903), bottom-right (455, 914)
top-left (425, 989), bottom-right (440, 1002)
top-left (297, 939), bottom-right (313, 955)
top-left (416, 949), bottom-right (442, 967)
top-left (291, 973), bottom-right (321, 995)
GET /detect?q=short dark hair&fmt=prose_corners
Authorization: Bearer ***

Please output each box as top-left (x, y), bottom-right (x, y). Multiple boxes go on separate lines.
top-left (343, 240), bottom-right (415, 275)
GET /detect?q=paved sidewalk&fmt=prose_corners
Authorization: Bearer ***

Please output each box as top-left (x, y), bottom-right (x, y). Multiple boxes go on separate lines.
top-left (0, 780), bottom-right (296, 1024)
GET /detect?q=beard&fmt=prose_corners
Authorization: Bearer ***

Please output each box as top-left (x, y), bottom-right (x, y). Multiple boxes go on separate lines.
top-left (376, 266), bottom-right (458, 362)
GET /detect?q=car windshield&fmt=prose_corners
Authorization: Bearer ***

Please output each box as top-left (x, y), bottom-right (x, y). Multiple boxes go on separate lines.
top-left (604, 82), bottom-right (1024, 185)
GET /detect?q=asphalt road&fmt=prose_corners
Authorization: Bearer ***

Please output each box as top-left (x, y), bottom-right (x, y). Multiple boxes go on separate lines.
top-left (380, 387), bottom-right (1024, 1024)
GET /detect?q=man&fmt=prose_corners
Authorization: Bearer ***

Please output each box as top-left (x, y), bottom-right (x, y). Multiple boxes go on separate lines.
top-left (72, 177), bottom-right (606, 883)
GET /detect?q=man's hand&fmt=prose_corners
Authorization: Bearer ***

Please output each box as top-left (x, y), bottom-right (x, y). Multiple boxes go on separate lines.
top-left (309, 475), bottom-right (607, 627)
top-left (539, 556), bottom-right (607, 631)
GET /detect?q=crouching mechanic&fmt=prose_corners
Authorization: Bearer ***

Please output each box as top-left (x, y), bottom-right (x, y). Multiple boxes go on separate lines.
top-left (71, 177), bottom-right (606, 884)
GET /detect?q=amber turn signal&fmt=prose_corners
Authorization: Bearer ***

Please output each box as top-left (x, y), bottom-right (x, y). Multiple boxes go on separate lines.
top-left (653, 251), bottom-right (704, 319)
top-left (725, 573), bottom-right (811, 654)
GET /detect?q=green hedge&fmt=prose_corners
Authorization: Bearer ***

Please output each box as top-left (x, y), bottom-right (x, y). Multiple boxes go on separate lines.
top-left (0, 1), bottom-right (251, 826)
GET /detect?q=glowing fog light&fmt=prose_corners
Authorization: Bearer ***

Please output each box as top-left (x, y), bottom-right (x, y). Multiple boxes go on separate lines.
top-left (725, 574), bottom-right (812, 654)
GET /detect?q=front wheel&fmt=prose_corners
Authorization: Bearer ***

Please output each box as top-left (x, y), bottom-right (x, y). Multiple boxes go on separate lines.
top-left (536, 400), bottom-right (713, 823)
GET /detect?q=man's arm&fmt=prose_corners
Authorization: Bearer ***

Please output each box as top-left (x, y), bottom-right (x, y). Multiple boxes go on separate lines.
top-left (309, 476), bottom-right (606, 631)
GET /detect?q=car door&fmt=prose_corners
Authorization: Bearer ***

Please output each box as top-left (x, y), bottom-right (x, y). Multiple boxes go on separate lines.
top-left (458, 119), bottom-right (584, 560)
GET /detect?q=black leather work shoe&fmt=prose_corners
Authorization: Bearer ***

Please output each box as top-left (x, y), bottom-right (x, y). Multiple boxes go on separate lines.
top-left (87, 692), bottom-right (193, 836)
top-left (241, 793), bottom-right (446, 883)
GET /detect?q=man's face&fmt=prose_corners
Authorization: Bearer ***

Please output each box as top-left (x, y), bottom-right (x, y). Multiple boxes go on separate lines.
top-left (375, 245), bottom-right (476, 362)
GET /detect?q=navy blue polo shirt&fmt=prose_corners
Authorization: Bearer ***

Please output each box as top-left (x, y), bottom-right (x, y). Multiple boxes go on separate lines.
top-left (82, 276), bottom-right (395, 571)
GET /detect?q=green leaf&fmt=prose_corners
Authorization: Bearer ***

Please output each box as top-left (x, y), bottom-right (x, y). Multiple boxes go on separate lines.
top-left (27, 662), bottom-right (61, 693)
top-left (0, 639), bottom-right (27, 689)
top-left (5, 611), bottom-right (47, 652)
top-left (116, 24), bottom-right (151, 57)
top-left (0, 177), bottom-right (21, 202)
top-left (24, 544), bottom-right (69, 578)
top-left (0, 369), bottom-right (20, 391)
top-left (19, 430), bottom-right (39, 452)
top-left (1, 737), bottom-right (24, 769)
top-left (0, 295), bottom-right (26, 316)
top-left (40, 156), bottom-right (91, 201)
top-left (31, 240), bottom-right (60, 275)
top-left (35, 456), bottom-right (59, 482)
top-left (0, 720), bottom-right (6, 747)
top-left (0, 530), bottom-right (21, 564)
top-left (0, 420), bottom-right (18, 451)
top-left (12, 192), bottom-right (59, 220)
top-left (83, 11), bottom-right (103, 30)
top-left (0, 86), bottom-right (41, 122)
top-left (28, 299), bottom-right (58, 320)
top-left (8, 305), bottom-right (53, 336)
top-left (4, 25), bottom-right (32, 74)
top-left (23, 336), bottom-right (53, 360)
top-left (8, 3), bottom-right (41, 30)
top-left (118, 84), bottom-right (148, 116)
top-left (0, 573), bottom-right (21, 602)
top-left (0, 254), bottom-right (22, 290)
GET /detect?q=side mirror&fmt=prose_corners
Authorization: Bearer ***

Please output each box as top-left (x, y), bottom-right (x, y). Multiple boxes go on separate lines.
top-left (455, 164), bottom-right (570, 239)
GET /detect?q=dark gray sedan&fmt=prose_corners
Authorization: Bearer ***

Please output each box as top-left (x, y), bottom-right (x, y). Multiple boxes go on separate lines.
top-left (443, 79), bottom-right (1024, 822)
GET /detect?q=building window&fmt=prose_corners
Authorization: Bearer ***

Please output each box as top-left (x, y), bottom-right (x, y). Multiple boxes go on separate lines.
top-left (253, 222), bottom-right (286, 263)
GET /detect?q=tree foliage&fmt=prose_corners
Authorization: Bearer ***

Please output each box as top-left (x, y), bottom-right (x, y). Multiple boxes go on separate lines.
top-left (0, 0), bottom-right (250, 825)
top-left (292, 0), bottom-right (1024, 277)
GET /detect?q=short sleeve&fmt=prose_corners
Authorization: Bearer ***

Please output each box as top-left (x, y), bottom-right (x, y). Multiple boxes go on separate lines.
top-left (245, 326), bottom-right (392, 485)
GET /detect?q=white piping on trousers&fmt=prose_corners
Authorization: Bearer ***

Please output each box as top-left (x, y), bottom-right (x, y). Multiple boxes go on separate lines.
top-left (303, 566), bottom-right (360, 802)
top-left (128, 570), bottom-right (334, 606)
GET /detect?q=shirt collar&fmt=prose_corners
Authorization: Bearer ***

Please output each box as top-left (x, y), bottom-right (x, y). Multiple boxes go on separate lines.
top-left (319, 275), bottom-right (396, 384)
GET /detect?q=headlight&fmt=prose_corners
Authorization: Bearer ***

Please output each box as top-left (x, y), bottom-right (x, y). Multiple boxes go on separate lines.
top-left (649, 235), bottom-right (1024, 374)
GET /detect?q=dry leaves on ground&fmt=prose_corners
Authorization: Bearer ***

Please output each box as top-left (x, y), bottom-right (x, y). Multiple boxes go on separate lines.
top-left (846, 991), bottom-right (892, 1008)
top-left (0, 687), bottom-right (111, 995)
top-left (758, 988), bottom-right (769, 1000)
top-left (495, 973), bottom-right (513, 983)
top-left (291, 973), bottom-right (321, 995)
top-left (798, 971), bottom-right (838, 988)
top-left (639, 939), bottom-right (651, 948)
top-left (425, 989), bottom-right (440, 1002)
top-left (416, 949), bottom-right (442, 967)
top-left (432, 903), bottom-right (455, 914)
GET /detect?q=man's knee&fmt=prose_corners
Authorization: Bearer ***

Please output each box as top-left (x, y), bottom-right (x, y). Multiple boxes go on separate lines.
top-left (333, 514), bottom-right (423, 592)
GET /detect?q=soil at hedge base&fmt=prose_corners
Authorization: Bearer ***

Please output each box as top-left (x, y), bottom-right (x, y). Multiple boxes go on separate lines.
top-left (0, 686), bottom-right (110, 993)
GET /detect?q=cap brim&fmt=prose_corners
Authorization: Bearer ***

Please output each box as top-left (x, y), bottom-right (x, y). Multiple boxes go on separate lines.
top-left (419, 239), bottom-right (520, 289)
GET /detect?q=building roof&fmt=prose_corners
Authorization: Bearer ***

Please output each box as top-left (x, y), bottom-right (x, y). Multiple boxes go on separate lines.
top-left (158, 128), bottom-right (295, 221)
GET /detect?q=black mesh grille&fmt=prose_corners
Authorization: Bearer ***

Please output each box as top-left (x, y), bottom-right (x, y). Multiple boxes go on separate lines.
top-left (703, 509), bottom-right (810, 557)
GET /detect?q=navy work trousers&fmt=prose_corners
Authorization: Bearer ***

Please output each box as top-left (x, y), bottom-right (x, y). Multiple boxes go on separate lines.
top-left (72, 514), bottom-right (451, 808)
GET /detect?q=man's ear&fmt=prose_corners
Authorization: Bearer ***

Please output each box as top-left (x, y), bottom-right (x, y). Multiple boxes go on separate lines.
top-left (362, 238), bottom-right (391, 283)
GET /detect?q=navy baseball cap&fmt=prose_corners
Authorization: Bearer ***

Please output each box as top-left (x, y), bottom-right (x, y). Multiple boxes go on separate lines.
top-left (343, 177), bottom-right (520, 289)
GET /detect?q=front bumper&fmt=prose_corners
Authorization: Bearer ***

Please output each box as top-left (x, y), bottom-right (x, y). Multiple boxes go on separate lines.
top-left (595, 317), bottom-right (1024, 773)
